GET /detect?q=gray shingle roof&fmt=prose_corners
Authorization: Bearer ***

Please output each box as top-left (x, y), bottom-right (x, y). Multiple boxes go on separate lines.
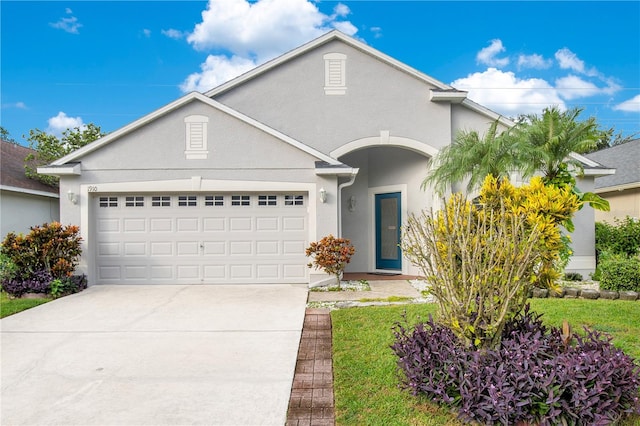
top-left (0, 140), bottom-right (59, 194)
top-left (584, 139), bottom-right (640, 190)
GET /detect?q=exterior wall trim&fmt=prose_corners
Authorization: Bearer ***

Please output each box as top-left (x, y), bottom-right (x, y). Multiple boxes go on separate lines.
top-left (330, 134), bottom-right (438, 159)
top-left (0, 185), bottom-right (60, 198)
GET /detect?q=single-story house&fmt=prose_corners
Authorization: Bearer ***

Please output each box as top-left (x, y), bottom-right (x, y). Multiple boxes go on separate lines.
top-left (38, 30), bottom-right (602, 285)
top-left (1, 140), bottom-right (60, 237)
top-left (585, 139), bottom-right (640, 223)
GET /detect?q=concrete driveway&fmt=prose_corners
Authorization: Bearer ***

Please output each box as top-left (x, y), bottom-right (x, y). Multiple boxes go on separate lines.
top-left (1, 284), bottom-right (308, 425)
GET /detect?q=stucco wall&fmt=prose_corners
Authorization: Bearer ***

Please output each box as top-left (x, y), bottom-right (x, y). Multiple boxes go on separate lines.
top-left (594, 188), bottom-right (640, 223)
top-left (565, 176), bottom-right (596, 277)
top-left (0, 191), bottom-right (59, 237)
top-left (214, 39), bottom-right (453, 155)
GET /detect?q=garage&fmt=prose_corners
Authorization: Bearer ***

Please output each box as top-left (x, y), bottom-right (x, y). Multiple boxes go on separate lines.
top-left (93, 192), bottom-right (309, 284)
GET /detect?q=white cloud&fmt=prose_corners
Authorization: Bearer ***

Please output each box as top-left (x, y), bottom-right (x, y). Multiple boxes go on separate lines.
top-left (476, 39), bottom-right (509, 68)
top-left (46, 112), bottom-right (85, 138)
top-left (517, 53), bottom-right (552, 70)
top-left (180, 55), bottom-right (257, 93)
top-left (50, 8), bottom-right (82, 34)
top-left (555, 75), bottom-right (601, 100)
top-left (181, 0), bottom-right (358, 93)
top-left (187, 0), bottom-right (357, 60)
top-left (370, 26), bottom-right (382, 38)
top-left (162, 29), bottom-right (185, 39)
top-left (451, 68), bottom-right (565, 116)
top-left (142, 29), bottom-right (151, 38)
top-left (554, 48), bottom-right (601, 78)
top-left (555, 48), bottom-right (585, 73)
top-left (332, 3), bottom-right (350, 18)
top-left (613, 94), bottom-right (640, 113)
top-left (1, 101), bottom-right (27, 109)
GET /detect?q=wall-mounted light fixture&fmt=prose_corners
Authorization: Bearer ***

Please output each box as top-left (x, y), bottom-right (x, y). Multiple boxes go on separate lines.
top-left (348, 195), bottom-right (356, 212)
top-left (67, 190), bottom-right (78, 205)
top-left (319, 187), bottom-right (327, 203)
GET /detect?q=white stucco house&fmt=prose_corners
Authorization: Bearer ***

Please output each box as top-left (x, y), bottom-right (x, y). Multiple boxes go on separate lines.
top-left (1, 140), bottom-right (60, 237)
top-left (38, 31), bottom-right (602, 286)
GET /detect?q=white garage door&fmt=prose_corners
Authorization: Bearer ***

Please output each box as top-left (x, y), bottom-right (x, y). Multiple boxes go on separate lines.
top-left (94, 192), bottom-right (309, 284)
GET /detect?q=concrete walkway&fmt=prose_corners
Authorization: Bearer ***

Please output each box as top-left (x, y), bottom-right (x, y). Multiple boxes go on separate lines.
top-left (307, 280), bottom-right (422, 303)
top-left (1, 284), bottom-right (308, 425)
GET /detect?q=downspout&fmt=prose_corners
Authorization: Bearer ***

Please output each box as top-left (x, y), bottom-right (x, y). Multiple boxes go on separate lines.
top-left (337, 168), bottom-right (359, 237)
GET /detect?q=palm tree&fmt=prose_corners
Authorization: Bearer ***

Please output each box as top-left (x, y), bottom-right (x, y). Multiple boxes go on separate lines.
top-left (422, 119), bottom-right (532, 195)
top-left (515, 106), bottom-right (599, 184)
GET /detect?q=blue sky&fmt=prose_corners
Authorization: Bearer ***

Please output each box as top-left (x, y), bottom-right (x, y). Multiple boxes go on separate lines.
top-left (2, 1), bottom-right (639, 145)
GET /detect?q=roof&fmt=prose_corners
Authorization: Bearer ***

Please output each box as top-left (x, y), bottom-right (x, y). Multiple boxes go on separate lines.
top-left (584, 139), bottom-right (640, 190)
top-left (0, 140), bottom-right (59, 196)
top-left (205, 30), bottom-right (515, 129)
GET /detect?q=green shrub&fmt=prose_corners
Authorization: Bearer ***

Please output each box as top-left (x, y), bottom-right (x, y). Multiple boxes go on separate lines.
top-left (1, 222), bottom-right (83, 297)
top-left (0, 252), bottom-right (17, 283)
top-left (599, 253), bottom-right (640, 292)
top-left (595, 217), bottom-right (640, 259)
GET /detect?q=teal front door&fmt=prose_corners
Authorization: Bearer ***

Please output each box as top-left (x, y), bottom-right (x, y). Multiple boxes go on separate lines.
top-left (375, 192), bottom-right (402, 270)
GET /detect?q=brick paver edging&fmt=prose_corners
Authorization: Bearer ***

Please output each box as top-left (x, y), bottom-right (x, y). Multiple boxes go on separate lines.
top-left (286, 308), bottom-right (335, 426)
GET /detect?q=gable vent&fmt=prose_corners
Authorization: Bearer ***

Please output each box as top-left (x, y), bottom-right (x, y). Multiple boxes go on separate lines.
top-left (323, 53), bottom-right (347, 95)
top-left (184, 115), bottom-right (209, 160)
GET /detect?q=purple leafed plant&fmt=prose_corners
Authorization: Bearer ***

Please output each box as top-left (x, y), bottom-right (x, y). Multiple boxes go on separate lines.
top-left (391, 306), bottom-right (640, 425)
top-left (2, 269), bottom-right (53, 297)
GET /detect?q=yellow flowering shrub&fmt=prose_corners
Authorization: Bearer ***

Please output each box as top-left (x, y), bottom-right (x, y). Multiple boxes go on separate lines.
top-left (402, 176), bottom-right (580, 349)
top-left (479, 176), bottom-right (580, 289)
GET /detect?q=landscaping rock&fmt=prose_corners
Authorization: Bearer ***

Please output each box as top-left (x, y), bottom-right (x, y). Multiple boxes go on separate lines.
top-left (550, 288), bottom-right (566, 298)
top-left (532, 288), bottom-right (548, 298)
top-left (619, 291), bottom-right (639, 301)
top-left (564, 287), bottom-right (581, 298)
top-left (599, 290), bottom-right (619, 300)
top-left (581, 289), bottom-right (600, 300)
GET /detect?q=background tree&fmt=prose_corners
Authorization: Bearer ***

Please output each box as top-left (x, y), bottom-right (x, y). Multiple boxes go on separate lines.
top-left (24, 123), bottom-right (105, 186)
top-left (0, 126), bottom-right (17, 144)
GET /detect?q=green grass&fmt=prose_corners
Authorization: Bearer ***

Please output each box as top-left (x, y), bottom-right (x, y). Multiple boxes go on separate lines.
top-left (332, 300), bottom-right (640, 426)
top-left (0, 292), bottom-right (51, 318)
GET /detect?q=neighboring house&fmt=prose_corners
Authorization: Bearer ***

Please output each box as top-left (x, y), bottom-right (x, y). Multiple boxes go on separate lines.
top-left (0, 140), bottom-right (60, 237)
top-left (38, 31), bottom-right (600, 285)
top-left (585, 139), bottom-right (640, 224)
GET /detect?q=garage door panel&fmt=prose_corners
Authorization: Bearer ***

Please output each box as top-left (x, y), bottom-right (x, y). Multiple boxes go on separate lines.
top-left (98, 242), bottom-right (120, 256)
top-left (150, 242), bottom-right (173, 256)
top-left (177, 242), bottom-right (200, 256)
top-left (202, 241), bottom-right (226, 255)
top-left (150, 218), bottom-right (173, 232)
top-left (229, 217), bottom-right (252, 231)
top-left (177, 218), bottom-right (199, 232)
top-left (256, 217), bottom-right (279, 231)
top-left (94, 193), bottom-right (308, 284)
top-left (177, 265), bottom-right (200, 279)
top-left (283, 217), bottom-right (305, 231)
top-left (203, 217), bottom-right (225, 231)
top-left (283, 240), bottom-right (305, 255)
top-left (151, 265), bottom-right (173, 279)
top-left (256, 241), bottom-right (279, 255)
top-left (123, 218), bottom-right (146, 232)
top-left (124, 266), bottom-right (147, 280)
top-left (98, 218), bottom-right (120, 233)
top-left (229, 241), bottom-right (252, 255)
top-left (124, 242), bottom-right (146, 256)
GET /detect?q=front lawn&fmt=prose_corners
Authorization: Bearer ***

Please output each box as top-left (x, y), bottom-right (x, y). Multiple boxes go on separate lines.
top-left (0, 292), bottom-right (51, 318)
top-left (332, 300), bottom-right (640, 425)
